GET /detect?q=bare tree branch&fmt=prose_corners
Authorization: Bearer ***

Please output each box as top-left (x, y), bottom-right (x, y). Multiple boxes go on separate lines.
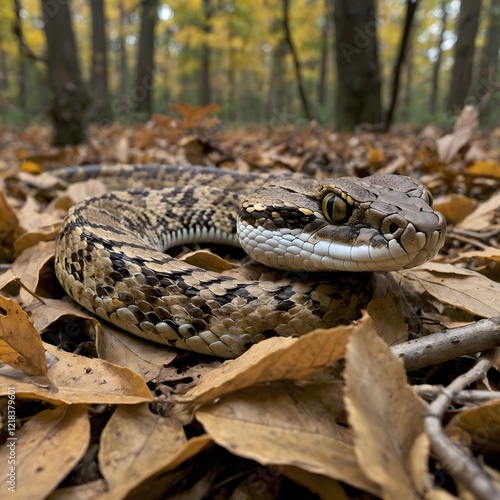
top-left (12, 0), bottom-right (47, 63)
top-left (425, 349), bottom-right (500, 499)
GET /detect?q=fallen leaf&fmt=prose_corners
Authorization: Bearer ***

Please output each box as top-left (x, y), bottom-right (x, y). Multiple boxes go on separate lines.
top-left (399, 262), bottom-right (500, 317)
top-left (458, 191), bottom-right (500, 232)
top-left (466, 160), bottom-right (500, 180)
top-left (432, 194), bottom-right (477, 225)
top-left (96, 323), bottom-right (176, 382)
top-left (344, 316), bottom-right (429, 498)
top-left (196, 381), bottom-right (380, 495)
top-left (0, 405), bottom-right (90, 498)
top-left (98, 404), bottom-right (187, 498)
top-left (0, 342), bottom-right (152, 405)
top-left (0, 295), bottom-right (48, 377)
top-left (436, 105), bottom-right (478, 162)
top-left (0, 241), bottom-right (55, 306)
top-left (180, 315), bottom-right (373, 404)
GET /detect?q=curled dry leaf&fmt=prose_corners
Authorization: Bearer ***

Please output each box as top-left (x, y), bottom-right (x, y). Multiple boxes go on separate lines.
top-left (399, 262), bottom-right (500, 318)
top-left (432, 194), bottom-right (477, 226)
top-left (181, 249), bottom-right (238, 273)
top-left (0, 343), bottom-right (152, 405)
top-left (458, 191), bottom-right (500, 232)
top-left (0, 295), bottom-right (48, 377)
top-left (98, 404), bottom-right (187, 498)
top-left (344, 315), bottom-right (430, 499)
top-left (196, 380), bottom-right (380, 495)
top-left (96, 323), bottom-right (177, 382)
top-left (446, 400), bottom-right (500, 458)
top-left (0, 405), bottom-right (90, 499)
top-left (436, 105), bottom-right (478, 163)
top-left (0, 240), bottom-right (55, 307)
top-left (180, 314), bottom-right (373, 405)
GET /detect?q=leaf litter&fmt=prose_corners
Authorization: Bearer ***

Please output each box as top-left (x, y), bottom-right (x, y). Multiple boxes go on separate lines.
top-left (0, 105), bottom-right (499, 498)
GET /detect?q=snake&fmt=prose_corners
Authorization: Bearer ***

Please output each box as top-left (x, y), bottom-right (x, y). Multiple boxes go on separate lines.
top-left (53, 164), bottom-right (446, 358)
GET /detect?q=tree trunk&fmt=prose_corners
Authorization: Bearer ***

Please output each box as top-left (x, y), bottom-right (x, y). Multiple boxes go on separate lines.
top-left (429, 0), bottom-right (448, 114)
top-left (117, 0), bottom-right (129, 99)
top-left (475, 0), bottom-right (500, 113)
top-left (267, 20), bottom-right (288, 122)
top-left (283, 0), bottom-right (314, 120)
top-left (446, 0), bottom-right (482, 112)
top-left (384, 0), bottom-right (419, 131)
top-left (332, 0), bottom-right (382, 130)
top-left (226, 2), bottom-right (236, 121)
top-left (199, 0), bottom-right (213, 106)
top-left (317, 1), bottom-right (330, 107)
top-left (89, 0), bottom-right (111, 124)
top-left (134, 0), bottom-right (158, 116)
top-left (40, 0), bottom-right (89, 145)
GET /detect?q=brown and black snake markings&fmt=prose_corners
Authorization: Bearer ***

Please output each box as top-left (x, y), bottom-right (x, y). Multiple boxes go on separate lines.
top-left (53, 164), bottom-right (446, 358)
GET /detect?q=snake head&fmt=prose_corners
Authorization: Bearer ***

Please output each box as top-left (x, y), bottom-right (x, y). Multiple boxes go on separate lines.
top-left (237, 175), bottom-right (446, 272)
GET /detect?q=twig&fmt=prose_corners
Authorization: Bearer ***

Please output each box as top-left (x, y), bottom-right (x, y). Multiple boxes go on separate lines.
top-left (415, 385), bottom-right (500, 405)
top-left (425, 349), bottom-right (500, 499)
top-left (390, 316), bottom-right (500, 371)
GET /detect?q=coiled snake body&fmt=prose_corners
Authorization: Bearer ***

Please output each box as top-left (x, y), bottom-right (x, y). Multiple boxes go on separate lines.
top-left (54, 165), bottom-right (446, 358)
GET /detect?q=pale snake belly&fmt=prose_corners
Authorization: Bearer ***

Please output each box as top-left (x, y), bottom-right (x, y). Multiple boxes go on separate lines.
top-left (53, 165), bottom-right (446, 358)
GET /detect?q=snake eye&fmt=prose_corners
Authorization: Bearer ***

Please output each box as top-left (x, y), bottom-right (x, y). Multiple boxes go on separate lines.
top-left (322, 193), bottom-right (351, 223)
top-left (424, 188), bottom-right (434, 207)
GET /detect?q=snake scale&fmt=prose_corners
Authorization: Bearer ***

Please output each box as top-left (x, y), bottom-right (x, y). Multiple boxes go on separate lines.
top-left (53, 164), bottom-right (446, 358)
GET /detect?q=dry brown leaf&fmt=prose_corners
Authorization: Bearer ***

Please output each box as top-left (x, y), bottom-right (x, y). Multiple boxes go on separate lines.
top-left (432, 194), bottom-right (477, 226)
top-left (170, 102), bottom-right (220, 128)
top-left (399, 262), bottom-right (500, 317)
top-left (458, 191), bottom-right (500, 232)
top-left (466, 160), bottom-right (500, 180)
top-left (436, 105), bottom-right (478, 163)
top-left (0, 295), bottom-right (48, 377)
top-left (0, 241), bottom-right (55, 306)
top-left (181, 249), bottom-right (238, 272)
top-left (180, 315), bottom-right (373, 404)
top-left (96, 323), bottom-right (176, 382)
top-left (367, 285), bottom-right (408, 345)
top-left (0, 405), bottom-right (90, 498)
top-left (344, 316), bottom-right (429, 499)
top-left (446, 400), bottom-right (500, 457)
top-left (196, 381), bottom-right (380, 495)
top-left (98, 404), bottom-right (187, 499)
top-left (448, 246), bottom-right (500, 264)
top-left (28, 297), bottom-right (98, 332)
top-left (0, 342), bottom-right (152, 405)
top-left (0, 189), bottom-right (20, 236)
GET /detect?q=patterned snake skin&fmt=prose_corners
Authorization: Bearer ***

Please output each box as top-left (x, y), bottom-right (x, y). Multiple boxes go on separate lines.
top-left (53, 165), bottom-right (446, 358)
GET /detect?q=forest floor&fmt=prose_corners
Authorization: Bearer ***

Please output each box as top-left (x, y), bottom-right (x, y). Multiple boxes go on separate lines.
top-left (0, 105), bottom-right (500, 499)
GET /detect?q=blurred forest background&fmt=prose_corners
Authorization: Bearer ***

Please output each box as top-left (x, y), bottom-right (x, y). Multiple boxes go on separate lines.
top-left (0, 0), bottom-right (498, 145)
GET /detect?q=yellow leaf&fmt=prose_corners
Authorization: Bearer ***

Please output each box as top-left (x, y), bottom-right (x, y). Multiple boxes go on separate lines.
top-left (0, 295), bottom-right (48, 377)
top-left (466, 160), bottom-right (500, 180)
top-left (20, 161), bottom-right (42, 174)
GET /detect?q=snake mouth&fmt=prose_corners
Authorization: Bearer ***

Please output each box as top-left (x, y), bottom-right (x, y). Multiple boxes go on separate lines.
top-left (237, 220), bottom-right (446, 272)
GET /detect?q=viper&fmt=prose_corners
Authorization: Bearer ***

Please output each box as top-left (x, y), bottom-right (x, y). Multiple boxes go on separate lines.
top-left (53, 164), bottom-right (446, 358)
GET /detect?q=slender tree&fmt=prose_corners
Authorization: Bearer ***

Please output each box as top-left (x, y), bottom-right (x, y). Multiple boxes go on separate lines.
top-left (134, 0), bottom-right (158, 116)
top-left (40, 0), bottom-right (89, 145)
top-left (384, 0), bottom-right (419, 131)
top-left (89, 0), bottom-right (111, 123)
top-left (475, 0), bottom-right (500, 115)
top-left (117, 0), bottom-right (129, 100)
top-left (199, 0), bottom-right (213, 106)
top-left (429, 0), bottom-right (448, 114)
top-left (317, 4), bottom-right (330, 107)
top-left (282, 0), bottom-right (313, 120)
top-left (446, 0), bottom-right (483, 112)
top-left (332, 0), bottom-right (382, 130)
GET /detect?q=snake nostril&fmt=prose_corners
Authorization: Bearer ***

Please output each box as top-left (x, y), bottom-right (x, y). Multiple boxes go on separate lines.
top-left (389, 222), bottom-right (401, 235)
